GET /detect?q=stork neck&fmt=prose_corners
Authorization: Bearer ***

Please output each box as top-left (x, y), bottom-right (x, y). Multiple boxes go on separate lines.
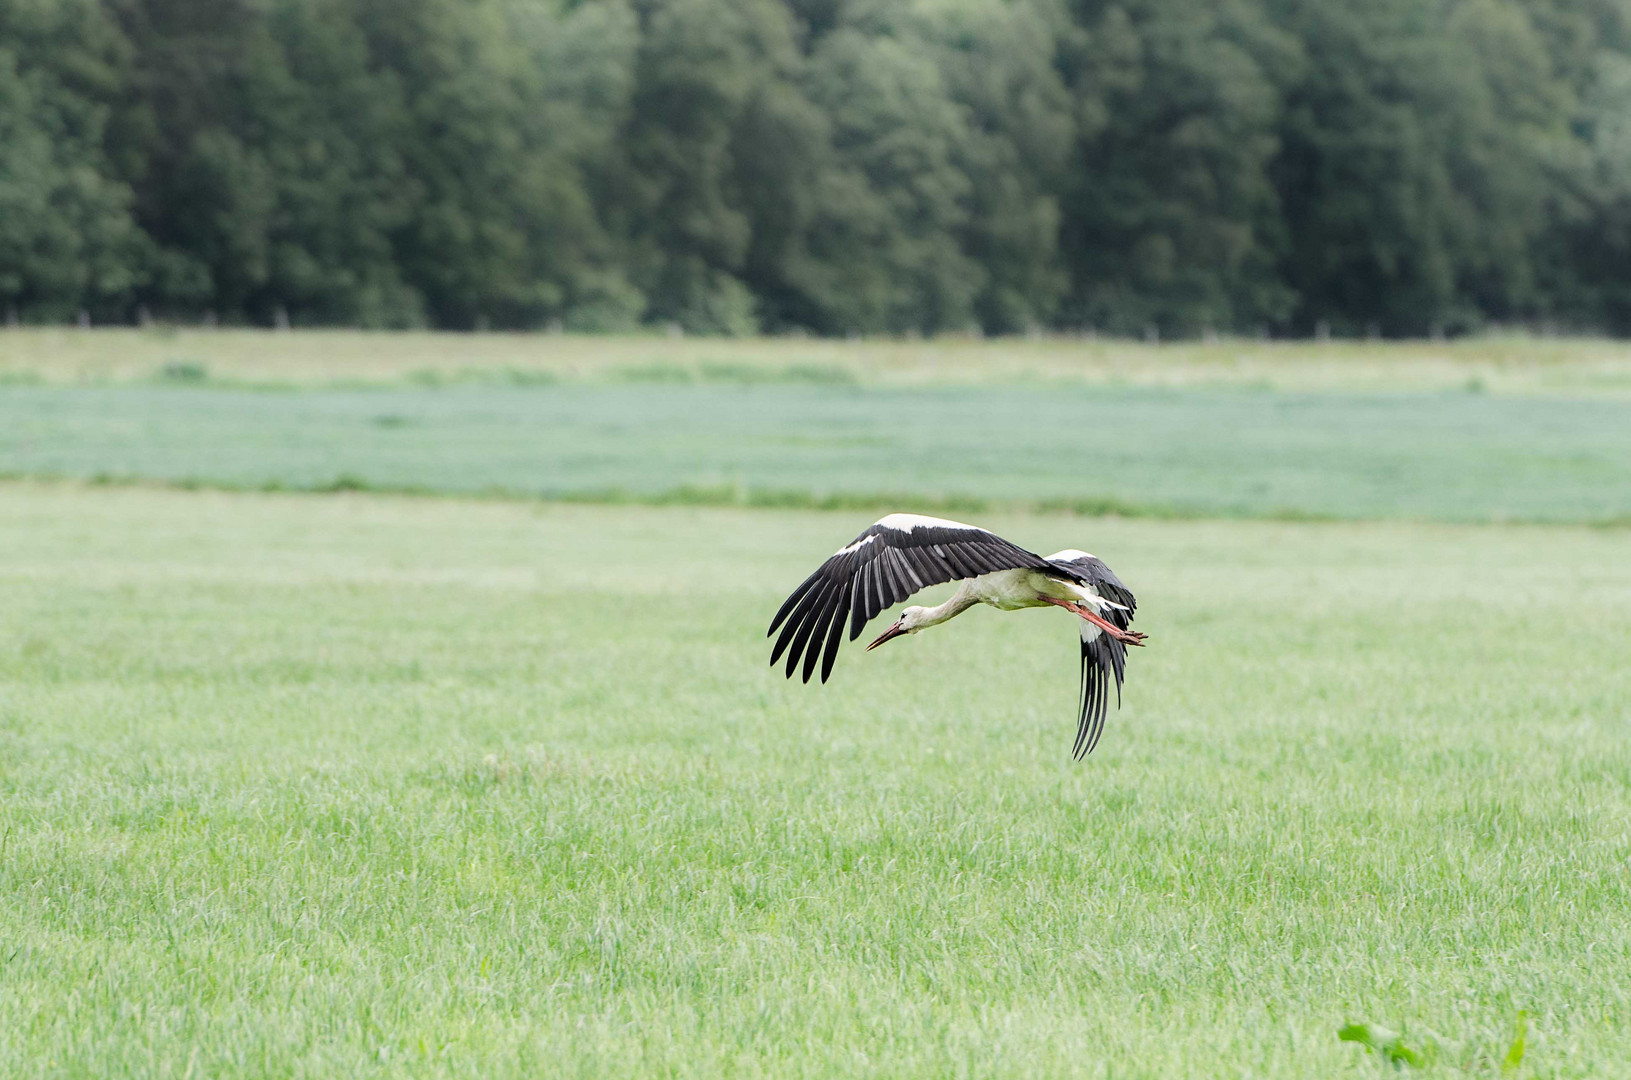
top-left (920, 584), bottom-right (980, 628)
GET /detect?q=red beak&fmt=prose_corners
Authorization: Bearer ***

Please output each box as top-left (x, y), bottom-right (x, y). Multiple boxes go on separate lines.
top-left (866, 621), bottom-right (908, 651)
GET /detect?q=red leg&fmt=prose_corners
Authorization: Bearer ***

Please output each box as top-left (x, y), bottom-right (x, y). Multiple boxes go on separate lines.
top-left (1041, 596), bottom-right (1149, 646)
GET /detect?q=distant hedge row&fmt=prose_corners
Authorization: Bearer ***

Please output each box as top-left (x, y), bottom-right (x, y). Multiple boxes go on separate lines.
top-left (4, 0), bottom-right (1631, 336)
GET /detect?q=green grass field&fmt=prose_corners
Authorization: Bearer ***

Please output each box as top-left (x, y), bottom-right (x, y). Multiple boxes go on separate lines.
top-left (5, 381), bottom-right (1631, 523)
top-left (3, 484), bottom-right (1629, 1077)
top-left (3, 334), bottom-right (1630, 1076)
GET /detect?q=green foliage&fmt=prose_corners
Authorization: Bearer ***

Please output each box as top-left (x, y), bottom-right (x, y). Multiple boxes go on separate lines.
top-left (6, 0), bottom-right (1631, 332)
top-left (1063, 0), bottom-right (1298, 335)
top-left (0, 0), bottom-right (149, 320)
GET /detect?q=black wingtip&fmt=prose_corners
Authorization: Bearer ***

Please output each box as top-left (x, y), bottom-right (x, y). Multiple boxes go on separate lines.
top-left (819, 584), bottom-right (849, 683)
top-left (1071, 631), bottom-right (1120, 760)
top-left (768, 572), bottom-right (819, 639)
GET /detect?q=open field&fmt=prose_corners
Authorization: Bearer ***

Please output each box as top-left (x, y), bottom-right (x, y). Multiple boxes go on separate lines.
top-left (3, 334), bottom-right (1629, 1075)
top-left (5, 382), bottom-right (1631, 524)
top-left (6, 331), bottom-right (1629, 525)
top-left (2, 483), bottom-right (1629, 1077)
top-left (3, 328), bottom-right (1631, 395)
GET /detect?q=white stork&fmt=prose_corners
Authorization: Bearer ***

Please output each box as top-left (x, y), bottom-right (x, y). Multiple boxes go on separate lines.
top-left (768, 514), bottom-right (1147, 757)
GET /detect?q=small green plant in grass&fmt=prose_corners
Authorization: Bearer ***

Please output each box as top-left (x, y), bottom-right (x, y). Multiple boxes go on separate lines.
top-left (1338, 1022), bottom-right (1432, 1067)
top-left (1339, 1012), bottom-right (1531, 1072)
top-left (1502, 1012), bottom-right (1528, 1073)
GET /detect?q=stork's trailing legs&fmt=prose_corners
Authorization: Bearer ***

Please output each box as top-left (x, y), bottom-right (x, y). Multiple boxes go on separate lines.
top-left (1040, 596), bottom-right (1149, 646)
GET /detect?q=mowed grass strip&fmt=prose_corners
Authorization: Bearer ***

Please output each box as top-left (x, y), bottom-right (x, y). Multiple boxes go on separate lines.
top-left (5, 382), bottom-right (1631, 523)
top-left (5, 328), bottom-right (1631, 397)
top-left (0, 483), bottom-right (1628, 1076)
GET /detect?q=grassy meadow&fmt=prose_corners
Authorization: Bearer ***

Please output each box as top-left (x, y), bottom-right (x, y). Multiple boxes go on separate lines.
top-left (5, 371), bottom-right (1631, 525)
top-left (2, 333), bottom-right (1630, 1076)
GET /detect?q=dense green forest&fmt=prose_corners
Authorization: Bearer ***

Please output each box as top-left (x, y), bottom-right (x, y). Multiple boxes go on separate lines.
top-left (3, 0), bottom-right (1630, 336)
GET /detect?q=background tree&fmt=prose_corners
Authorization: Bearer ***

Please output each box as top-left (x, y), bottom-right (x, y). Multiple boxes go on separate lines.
top-left (1062, 0), bottom-right (1297, 336)
top-left (4, 0), bottom-right (1631, 335)
top-left (0, 0), bottom-right (147, 322)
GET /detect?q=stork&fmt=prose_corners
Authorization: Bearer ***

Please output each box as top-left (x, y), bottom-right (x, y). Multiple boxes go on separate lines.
top-left (768, 514), bottom-right (1147, 758)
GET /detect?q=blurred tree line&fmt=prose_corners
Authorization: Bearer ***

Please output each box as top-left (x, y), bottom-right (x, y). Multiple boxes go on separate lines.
top-left (3, 0), bottom-right (1631, 336)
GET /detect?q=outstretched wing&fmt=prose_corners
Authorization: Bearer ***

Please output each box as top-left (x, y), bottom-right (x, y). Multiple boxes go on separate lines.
top-left (768, 514), bottom-right (1053, 684)
top-left (1047, 551), bottom-right (1138, 758)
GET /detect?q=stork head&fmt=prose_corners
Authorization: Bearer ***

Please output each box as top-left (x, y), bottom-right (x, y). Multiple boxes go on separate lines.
top-left (866, 606), bottom-right (928, 650)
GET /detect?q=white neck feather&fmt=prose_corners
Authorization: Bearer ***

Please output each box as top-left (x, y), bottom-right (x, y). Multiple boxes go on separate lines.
top-left (916, 582), bottom-right (980, 629)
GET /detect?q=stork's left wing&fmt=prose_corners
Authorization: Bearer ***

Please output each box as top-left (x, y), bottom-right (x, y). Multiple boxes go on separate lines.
top-left (767, 514), bottom-right (1053, 684)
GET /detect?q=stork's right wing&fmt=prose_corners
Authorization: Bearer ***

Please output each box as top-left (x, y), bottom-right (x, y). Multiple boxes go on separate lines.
top-left (767, 514), bottom-right (1053, 684)
top-left (1074, 616), bottom-right (1129, 758)
top-left (1046, 550), bottom-right (1138, 614)
top-left (1047, 550), bottom-right (1138, 758)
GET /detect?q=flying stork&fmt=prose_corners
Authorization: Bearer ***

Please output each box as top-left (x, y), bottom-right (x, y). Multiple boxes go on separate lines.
top-left (768, 514), bottom-right (1147, 757)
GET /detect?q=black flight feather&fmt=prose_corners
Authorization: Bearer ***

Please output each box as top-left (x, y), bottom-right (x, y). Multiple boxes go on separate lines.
top-left (782, 580), bottom-right (835, 678)
top-left (799, 583), bottom-right (846, 682)
top-left (768, 570), bottom-right (820, 637)
top-left (771, 578), bottom-right (831, 666)
top-left (801, 582), bottom-right (844, 683)
top-left (819, 581), bottom-right (850, 683)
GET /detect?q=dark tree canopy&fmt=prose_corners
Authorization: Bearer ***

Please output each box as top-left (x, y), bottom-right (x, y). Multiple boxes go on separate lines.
top-left (3, 0), bottom-right (1630, 335)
